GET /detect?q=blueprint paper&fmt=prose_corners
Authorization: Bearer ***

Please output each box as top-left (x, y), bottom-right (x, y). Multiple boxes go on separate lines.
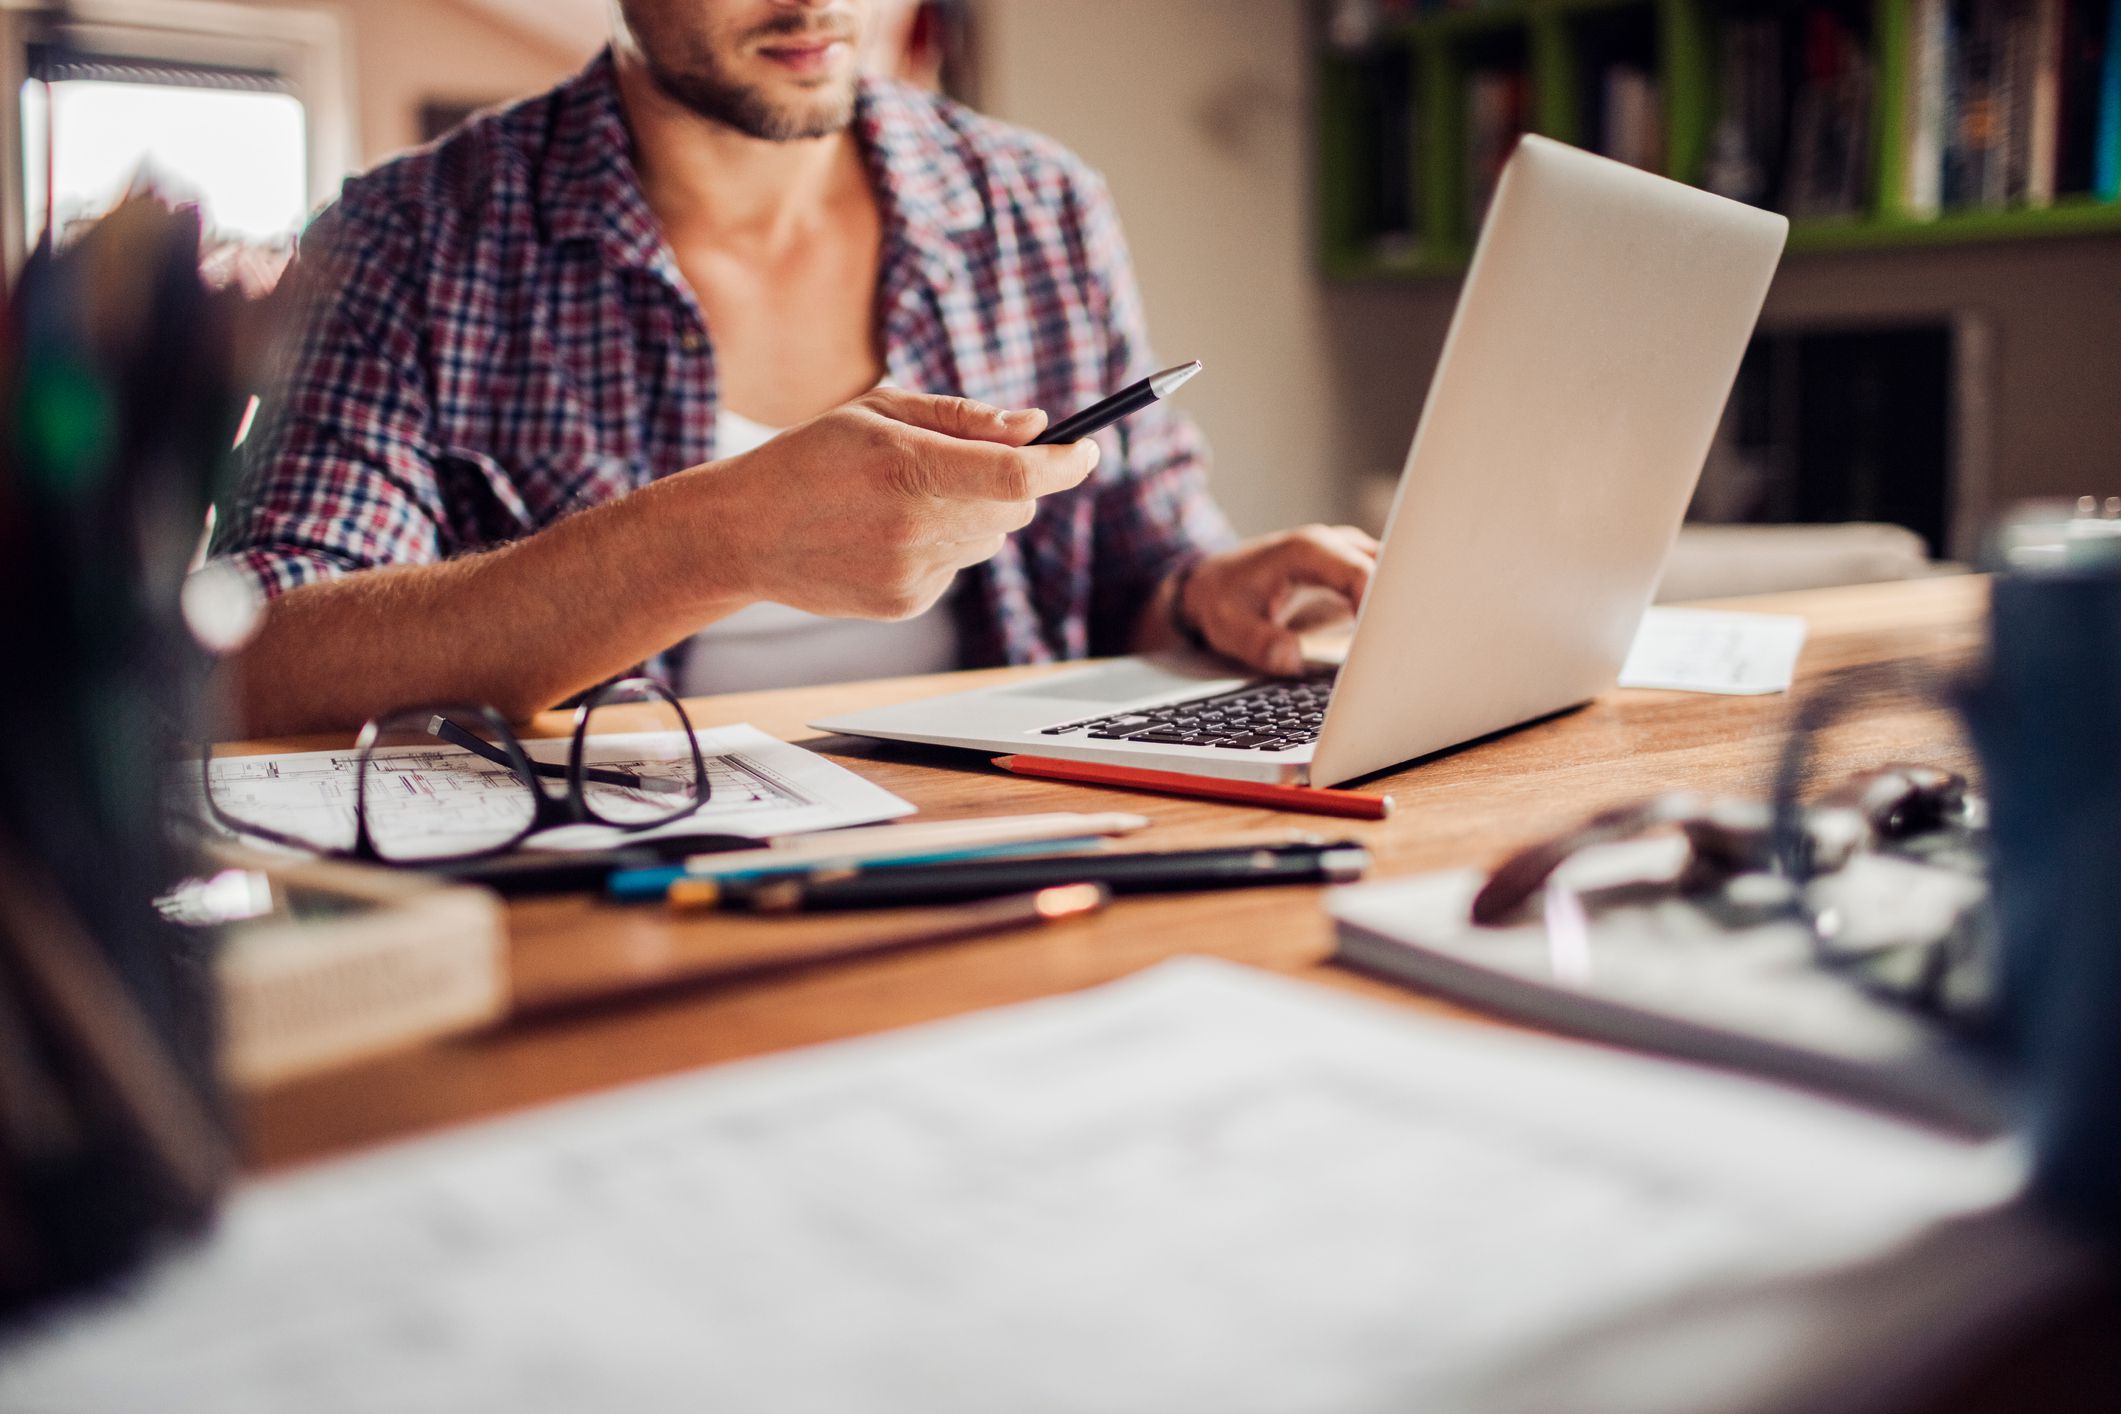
top-left (198, 724), bottom-right (911, 855)
top-left (0, 959), bottom-right (2052, 1414)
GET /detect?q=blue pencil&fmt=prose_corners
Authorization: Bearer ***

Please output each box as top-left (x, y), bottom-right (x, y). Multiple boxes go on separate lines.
top-left (606, 836), bottom-right (1110, 902)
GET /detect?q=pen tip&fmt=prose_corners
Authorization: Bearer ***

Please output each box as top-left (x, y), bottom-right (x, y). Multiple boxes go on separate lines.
top-left (1150, 360), bottom-right (1204, 399)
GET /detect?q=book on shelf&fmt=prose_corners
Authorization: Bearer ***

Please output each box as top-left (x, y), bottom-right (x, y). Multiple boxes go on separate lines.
top-left (2055, 0), bottom-right (2110, 193)
top-left (1465, 65), bottom-right (1528, 234)
top-left (1350, 45), bottom-right (1420, 261)
top-left (1945, 0), bottom-right (2012, 209)
top-left (1704, 8), bottom-right (1883, 217)
top-left (1907, 0), bottom-right (2116, 215)
top-left (1904, 0), bottom-right (1951, 215)
top-left (1597, 63), bottom-right (1666, 173)
top-left (1702, 17), bottom-right (1786, 210)
top-left (2100, 0), bottom-right (2121, 196)
top-left (2020, 0), bottom-right (2065, 206)
top-left (1785, 9), bottom-right (1874, 218)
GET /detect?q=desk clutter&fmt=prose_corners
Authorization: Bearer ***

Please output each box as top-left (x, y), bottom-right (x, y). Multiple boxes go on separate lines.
top-left (163, 853), bottom-right (507, 1089)
top-left (1330, 820), bottom-right (2006, 1133)
top-left (0, 200), bottom-right (248, 1319)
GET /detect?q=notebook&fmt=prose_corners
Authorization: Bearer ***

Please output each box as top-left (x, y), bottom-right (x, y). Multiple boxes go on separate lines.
top-left (1327, 840), bottom-right (2008, 1133)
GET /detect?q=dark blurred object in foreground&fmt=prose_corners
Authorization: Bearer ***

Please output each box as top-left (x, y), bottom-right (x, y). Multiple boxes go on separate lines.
top-left (1967, 501), bottom-right (2121, 1242)
top-left (0, 200), bottom-right (249, 1323)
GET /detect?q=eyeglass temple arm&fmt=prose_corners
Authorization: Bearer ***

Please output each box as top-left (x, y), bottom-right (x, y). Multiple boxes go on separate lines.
top-left (1470, 797), bottom-right (1700, 926)
top-left (424, 715), bottom-right (687, 794)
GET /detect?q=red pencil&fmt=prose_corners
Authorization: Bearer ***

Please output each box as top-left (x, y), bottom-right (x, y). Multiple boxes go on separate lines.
top-left (992, 755), bottom-right (1393, 821)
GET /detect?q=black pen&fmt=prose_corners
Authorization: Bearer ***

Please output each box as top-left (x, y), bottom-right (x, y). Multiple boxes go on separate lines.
top-left (676, 839), bottom-right (1369, 913)
top-left (426, 834), bottom-right (759, 896)
top-left (1030, 360), bottom-right (1203, 445)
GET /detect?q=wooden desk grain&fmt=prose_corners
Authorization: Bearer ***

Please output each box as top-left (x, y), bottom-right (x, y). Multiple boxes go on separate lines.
top-left (241, 576), bottom-right (1988, 1171)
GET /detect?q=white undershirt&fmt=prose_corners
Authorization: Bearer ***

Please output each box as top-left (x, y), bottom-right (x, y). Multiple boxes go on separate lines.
top-left (676, 407), bottom-right (961, 696)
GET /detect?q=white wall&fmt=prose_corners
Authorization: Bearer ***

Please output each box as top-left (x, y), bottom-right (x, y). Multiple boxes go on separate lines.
top-left (247, 0), bottom-right (585, 168)
top-left (977, 0), bottom-right (1342, 536)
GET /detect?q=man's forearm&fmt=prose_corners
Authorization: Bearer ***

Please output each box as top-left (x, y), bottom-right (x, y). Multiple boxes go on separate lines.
top-left (224, 472), bottom-right (743, 736)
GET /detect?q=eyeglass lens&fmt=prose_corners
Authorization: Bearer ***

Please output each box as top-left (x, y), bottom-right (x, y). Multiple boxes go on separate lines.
top-left (202, 740), bottom-right (361, 855)
top-left (363, 710), bottom-right (538, 862)
top-left (571, 682), bottom-right (706, 827)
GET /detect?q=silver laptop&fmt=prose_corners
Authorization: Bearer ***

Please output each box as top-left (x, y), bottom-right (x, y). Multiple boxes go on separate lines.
top-left (814, 136), bottom-right (1788, 788)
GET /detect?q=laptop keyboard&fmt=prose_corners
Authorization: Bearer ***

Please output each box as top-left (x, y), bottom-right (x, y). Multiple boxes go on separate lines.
top-left (1036, 672), bottom-right (1337, 752)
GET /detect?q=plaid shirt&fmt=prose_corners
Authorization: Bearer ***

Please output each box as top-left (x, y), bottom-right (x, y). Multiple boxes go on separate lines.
top-left (217, 50), bottom-right (1233, 677)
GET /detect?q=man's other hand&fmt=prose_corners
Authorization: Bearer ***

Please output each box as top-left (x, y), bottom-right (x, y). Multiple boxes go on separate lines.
top-left (704, 388), bottom-right (1098, 621)
top-left (1176, 525), bottom-right (1380, 677)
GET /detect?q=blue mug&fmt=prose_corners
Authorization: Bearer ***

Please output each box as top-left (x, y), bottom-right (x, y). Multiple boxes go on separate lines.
top-left (1963, 511), bottom-right (2121, 1239)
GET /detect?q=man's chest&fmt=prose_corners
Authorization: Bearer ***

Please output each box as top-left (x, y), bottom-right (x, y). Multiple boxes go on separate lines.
top-left (666, 225), bottom-right (885, 429)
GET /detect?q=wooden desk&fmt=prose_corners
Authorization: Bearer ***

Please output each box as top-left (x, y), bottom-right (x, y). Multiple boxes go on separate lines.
top-left (231, 573), bottom-right (2121, 1410)
top-left (242, 575), bottom-right (1988, 1172)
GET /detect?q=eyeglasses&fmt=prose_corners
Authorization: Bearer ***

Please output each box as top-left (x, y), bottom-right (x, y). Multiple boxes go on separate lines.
top-left (1769, 666), bottom-right (1994, 1031)
top-left (201, 677), bottom-right (710, 865)
top-left (1470, 670), bottom-right (1995, 1033)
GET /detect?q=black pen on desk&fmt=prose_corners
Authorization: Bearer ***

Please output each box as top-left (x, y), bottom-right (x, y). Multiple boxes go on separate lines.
top-left (670, 840), bottom-right (1370, 914)
top-left (1031, 360), bottom-right (1202, 446)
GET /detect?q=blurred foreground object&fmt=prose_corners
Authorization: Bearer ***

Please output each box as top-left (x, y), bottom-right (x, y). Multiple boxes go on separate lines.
top-left (0, 959), bottom-right (2064, 1412)
top-left (0, 199), bottom-right (252, 1321)
top-left (1967, 498), bottom-right (2121, 1241)
top-left (165, 852), bottom-right (506, 1089)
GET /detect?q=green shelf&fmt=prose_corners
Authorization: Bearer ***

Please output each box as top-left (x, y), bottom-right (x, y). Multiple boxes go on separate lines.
top-left (1786, 201), bottom-right (2121, 253)
top-left (1318, 0), bottom-right (2121, 281)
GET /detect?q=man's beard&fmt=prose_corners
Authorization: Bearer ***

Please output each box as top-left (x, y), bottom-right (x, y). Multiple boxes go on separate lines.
top-left (640, 28), bottom-right (858, 142)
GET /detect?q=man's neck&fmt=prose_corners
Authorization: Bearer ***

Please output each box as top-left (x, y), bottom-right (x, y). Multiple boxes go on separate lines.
top-left (613, 58), bottom-right (870, 253)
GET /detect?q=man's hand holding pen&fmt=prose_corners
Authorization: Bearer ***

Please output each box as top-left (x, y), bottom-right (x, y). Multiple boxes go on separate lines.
top-left (699, 388), bottom-right (1095, 623)
top-left (692, 362), bottom-right (1378, 682)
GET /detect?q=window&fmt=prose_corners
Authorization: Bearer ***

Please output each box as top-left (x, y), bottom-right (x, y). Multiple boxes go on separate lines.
top-left (20, 51), bottom-right (308, 248)
top-left (0, 1), bottom-right (351, 274)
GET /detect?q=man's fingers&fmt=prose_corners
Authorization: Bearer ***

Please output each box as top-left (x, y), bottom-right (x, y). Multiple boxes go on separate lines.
top-left (1276, 583), bottom-right (1360, 633)
top-left (1013, 440), bottom-right (1098, 498)
top-left (864, 387), bottom-right (1047, 446)
top-left (1213, 611), bottom-right (1306, 679)
top-left (1330, 524), bottom-right (1382, 555)
top-left (1278, 528), bottom-right (1375, 608)
top-left (900, 433), bottom-right (1098, 502)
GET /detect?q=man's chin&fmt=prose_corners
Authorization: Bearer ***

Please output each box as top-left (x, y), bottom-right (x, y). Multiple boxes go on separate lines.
top-left (759, 85), bottom-right (858, 132)
top-left (648, 65), bottom-right (857, 141)
top-left (753, 96), bottom-right (858, 142)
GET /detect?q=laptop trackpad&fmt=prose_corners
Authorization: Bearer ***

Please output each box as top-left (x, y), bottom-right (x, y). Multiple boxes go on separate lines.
top-left (998, 657), bottom-right (1241, 705)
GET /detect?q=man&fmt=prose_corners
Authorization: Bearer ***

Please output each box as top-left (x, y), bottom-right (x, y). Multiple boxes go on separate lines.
top-left (216, 0), bottom-right (1378, 734)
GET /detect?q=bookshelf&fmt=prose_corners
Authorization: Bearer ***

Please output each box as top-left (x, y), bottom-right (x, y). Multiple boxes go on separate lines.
top-left (1318, 0), bottom-right (2121, 278)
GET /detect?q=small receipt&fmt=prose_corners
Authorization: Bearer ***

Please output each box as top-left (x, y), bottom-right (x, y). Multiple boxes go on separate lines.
top-left (1619, 607), bottom-right (1809, 695)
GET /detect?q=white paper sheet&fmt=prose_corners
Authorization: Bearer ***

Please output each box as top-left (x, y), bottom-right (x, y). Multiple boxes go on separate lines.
top-left (1620, 607), bottom-right (1809, 695)
top-left (0, 959), bottom-right (2058, 1414)
top-left (198, 724), bottom-right (911, 855)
